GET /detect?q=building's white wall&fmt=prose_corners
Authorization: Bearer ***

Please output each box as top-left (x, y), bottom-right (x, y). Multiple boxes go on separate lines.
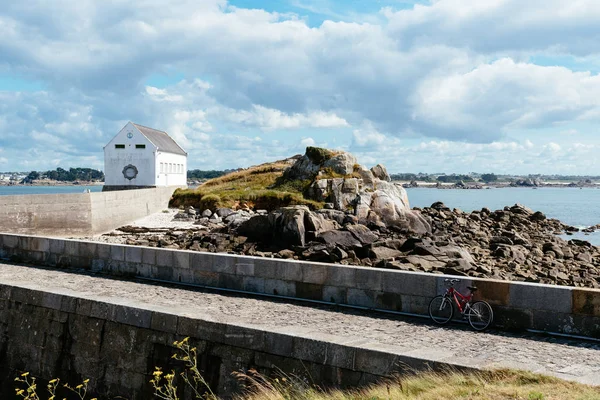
top-left (155, 152), bottom-right (187, 187)
top-left (104, 122), bottom-right (157, 187)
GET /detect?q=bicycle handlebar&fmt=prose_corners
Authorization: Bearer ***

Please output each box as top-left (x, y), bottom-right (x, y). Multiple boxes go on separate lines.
top-left (444, 278), bottom-right (460, 283)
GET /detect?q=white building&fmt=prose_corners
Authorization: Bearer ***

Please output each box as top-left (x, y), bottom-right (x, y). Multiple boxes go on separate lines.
top-left (103, 122), bottom-right (187, 191)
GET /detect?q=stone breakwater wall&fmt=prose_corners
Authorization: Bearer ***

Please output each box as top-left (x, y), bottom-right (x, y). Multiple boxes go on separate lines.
top-left (1, 233), bottom-right (599, 338)
top-left (1, 282), bottom-right (456, 398)
top-left (0, 187), bottom-right (180, 236)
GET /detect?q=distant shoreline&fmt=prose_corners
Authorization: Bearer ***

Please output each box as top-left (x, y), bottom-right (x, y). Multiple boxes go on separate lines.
top-left (396, 181), bottom-right (599, 189)
top-left (0, 181), bottom-right (104, 187)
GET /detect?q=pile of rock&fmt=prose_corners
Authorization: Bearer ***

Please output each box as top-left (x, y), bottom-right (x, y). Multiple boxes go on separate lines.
top-left (101, 147), bottom-right (599, 289)
top-left (417, 202), bottom-right (599, 287)
top-left (111, 201), bottom-right (599, 288)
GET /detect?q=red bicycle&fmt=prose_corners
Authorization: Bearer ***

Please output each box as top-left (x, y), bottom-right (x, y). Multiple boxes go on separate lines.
top-left (428, 278), bottom-right (493, 331)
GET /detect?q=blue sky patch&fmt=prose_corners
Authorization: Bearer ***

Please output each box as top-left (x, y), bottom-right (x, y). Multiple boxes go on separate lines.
top-left (0, 74), bottom-right (45, 92)
top-left (145, 72), bottom-right (186, 89)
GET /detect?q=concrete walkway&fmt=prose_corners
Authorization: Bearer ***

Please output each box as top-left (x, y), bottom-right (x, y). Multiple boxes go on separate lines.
top-left (0, 262), bottom-right (598, 386)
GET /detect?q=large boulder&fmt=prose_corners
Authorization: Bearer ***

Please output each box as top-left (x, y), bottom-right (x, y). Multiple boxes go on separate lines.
top-left (267, 206), bottom-right (309, 246)
top-left (346, 224), bottom-right (378, 245)
top-left (315, 209), bottom-right (346, 225)
top-left (305, 211), bottom-right (340, 235)
top-left (284, 147), bottom-right (356, 181)
top-left (237, 214), bottom-right (271, 240)
top-left (356, 165), bottom-right (375, 187)
top-left (370, 164), bottom-right (391, 182)
top-left (323, 152), bottom-right (357, 176)
top-left (368, 183), bottom-right (430, 234)
top-left (238, 206), bottom-right (343, 247)
top-left (237, 206), bottom-right (308, 246)
top-left (319, 230), bottom-right (362, 249)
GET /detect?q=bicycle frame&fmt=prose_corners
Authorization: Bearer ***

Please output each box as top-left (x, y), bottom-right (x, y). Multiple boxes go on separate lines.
top-left (445, 287), bottom-right (473, 314)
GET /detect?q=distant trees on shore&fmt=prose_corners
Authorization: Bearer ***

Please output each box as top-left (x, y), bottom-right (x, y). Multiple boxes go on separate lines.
top-left (480, 173), bottom-right (498, 183)
top-left (390, 173), bottom-right (433, 182)
top-left (22, 167), bottom-right (104, 183)
top-left (435, 174), bottom-right (475, 183)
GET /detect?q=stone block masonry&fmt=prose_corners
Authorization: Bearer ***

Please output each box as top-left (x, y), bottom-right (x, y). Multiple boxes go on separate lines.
top-left (1, 262), bottom-right (599, 398)
top-left (0, 277), bottom-right (479, 399)
top-left (0, 233), bottom-right (599, 339)
top-left (0, 187), bottom-right (181, 236)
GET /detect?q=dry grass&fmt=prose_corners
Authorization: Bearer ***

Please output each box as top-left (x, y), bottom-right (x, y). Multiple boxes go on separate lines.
top-left (202, 162), bottom-right (291, 188)
top-left (171, 160), bottom-right (323, 210)
top-left (236, 369), bottom-right (600, 400)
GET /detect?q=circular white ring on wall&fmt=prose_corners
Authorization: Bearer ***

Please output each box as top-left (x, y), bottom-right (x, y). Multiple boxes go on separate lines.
top-left (122, 164), bottom-right (139, 180)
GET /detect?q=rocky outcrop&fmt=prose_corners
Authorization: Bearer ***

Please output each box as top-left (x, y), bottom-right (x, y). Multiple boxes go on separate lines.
top-left (283, 147), bottom-right (357, 181)
top-left (286, 147), bottom-right (430, 235)
top-left (322, 152), bottom-right (357, 176)
top-left (511, 178), bottom-right (541, 187)
top-left (370, 164), bottom-right (390, 182)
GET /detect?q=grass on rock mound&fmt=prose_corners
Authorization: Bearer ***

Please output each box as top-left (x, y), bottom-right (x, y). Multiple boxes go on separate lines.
top-left (171, 160), bottom-right (323, 211)
top-left (305, 146), bottom-right (338, 164)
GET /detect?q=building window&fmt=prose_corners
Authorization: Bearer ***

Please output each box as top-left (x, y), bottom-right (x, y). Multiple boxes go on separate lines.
top-left (160, 162), bottom-right (164, 173)
top-left (115, 144), bottom-right (125, 149)
top-left (136, 144), bottom-right (146, 149)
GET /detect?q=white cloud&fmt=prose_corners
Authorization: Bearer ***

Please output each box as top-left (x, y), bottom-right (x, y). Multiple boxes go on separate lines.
top-left (352, 123), bottom-right (394, 148)
top-left (2, 1), bottom-right (600, 173)
top-left (300, 137), bottom-right (316, 147)
top-left (386, 0), bottom-right (600, 56)
top-left (545, 142), bottom-right (562, 153)
top-left (413, 58), bottom-right (600, 141)
top-left (217, 105), bottom-right (349, 130)
top-left (145, 86), bottom-right (184, 102)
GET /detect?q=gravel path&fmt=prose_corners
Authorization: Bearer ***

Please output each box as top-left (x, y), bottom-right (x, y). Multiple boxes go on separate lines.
top-left (0, 262), bottom-right (598, 385)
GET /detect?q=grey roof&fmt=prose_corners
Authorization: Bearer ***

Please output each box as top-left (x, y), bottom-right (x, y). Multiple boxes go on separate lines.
top-left (132, 123), bottom-right (187, 156)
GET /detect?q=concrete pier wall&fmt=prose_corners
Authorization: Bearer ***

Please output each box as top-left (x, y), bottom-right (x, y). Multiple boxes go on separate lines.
top-left (0, 281), bottom-right (469, 399)
top-left (1, 233), bottom-right (599, 339)
top-left (89, 187), bottom-right (180, 234)
top-left (0, 187), bottom-right (179, 236)
top-left (0, 194), bottom-right (92, 236)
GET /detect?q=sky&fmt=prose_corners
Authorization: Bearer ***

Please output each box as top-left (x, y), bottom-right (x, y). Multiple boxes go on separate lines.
top-left (2, 0), bottom-right (600, 174)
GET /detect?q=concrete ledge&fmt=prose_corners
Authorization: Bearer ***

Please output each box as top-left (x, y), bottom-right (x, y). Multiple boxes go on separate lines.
top-left (0, 233), bottom-right (599, 338)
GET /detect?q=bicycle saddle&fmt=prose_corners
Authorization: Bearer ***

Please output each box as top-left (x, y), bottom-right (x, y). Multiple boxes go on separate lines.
top-left (467, 286), bottom-right (478, 292)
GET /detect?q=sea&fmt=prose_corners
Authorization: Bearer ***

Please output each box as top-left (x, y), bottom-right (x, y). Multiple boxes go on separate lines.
top-left (1, 185), bottom-right (599, 244)
top-left (0, 185), bottom-right (103, 196)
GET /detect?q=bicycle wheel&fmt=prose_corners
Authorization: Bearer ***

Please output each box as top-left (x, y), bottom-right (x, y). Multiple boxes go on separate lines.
top-left (428, 295), bottom-right (454, 325)
top-left (467, 301), bottom-right (493, 331)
